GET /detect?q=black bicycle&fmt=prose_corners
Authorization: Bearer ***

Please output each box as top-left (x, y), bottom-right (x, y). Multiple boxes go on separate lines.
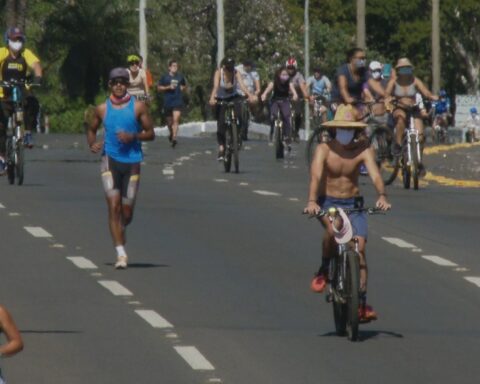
top-left (217, 100), bottom-right (241, 173)
top-left (272, 99), bottom-right (293, 160)
top-left (307, 206), bottom-right (384, 341)
top-left (0, 79), bottom-right (36, 185)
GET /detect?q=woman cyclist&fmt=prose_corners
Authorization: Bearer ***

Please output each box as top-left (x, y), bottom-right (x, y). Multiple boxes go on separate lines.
top-left (385, 58), bottom-right (438, 173)
top-left (126, 54), bottom-right (149, 100)
top-left (0, 304), bottom-right (23, 383)
top-left (209, 57), bottom-right (256, 160)
top-left (261, 66), bottom-right (299, 146)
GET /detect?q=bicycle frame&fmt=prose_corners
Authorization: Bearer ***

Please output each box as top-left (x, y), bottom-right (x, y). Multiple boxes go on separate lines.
top-left (405, 113), bottom-right (421, 167)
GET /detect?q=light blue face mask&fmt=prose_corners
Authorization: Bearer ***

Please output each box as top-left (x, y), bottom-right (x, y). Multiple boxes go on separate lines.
top-left (335, 129), bottom-right (355, 145)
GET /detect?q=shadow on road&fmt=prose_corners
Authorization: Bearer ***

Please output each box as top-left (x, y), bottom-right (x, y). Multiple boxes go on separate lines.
top-left (104, 262), bottom-right (170, 268)
top-left (20, 330), bottom-right (83, 334)
top-left (319, 330), bottom-right (404, 341)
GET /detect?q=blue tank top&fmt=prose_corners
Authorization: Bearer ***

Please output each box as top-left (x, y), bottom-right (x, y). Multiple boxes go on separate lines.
top-left (103, 98), bottom-right (142, 163)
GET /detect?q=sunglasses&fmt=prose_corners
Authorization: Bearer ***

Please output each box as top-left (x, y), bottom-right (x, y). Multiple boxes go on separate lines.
top-left (111, 79), bottom-right (129, 86)
top-left (129, 61), bottom-right (140, 66)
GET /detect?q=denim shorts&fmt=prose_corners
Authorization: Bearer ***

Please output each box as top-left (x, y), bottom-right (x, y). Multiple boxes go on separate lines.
top-left (317, 195), bottom-right (368, 239)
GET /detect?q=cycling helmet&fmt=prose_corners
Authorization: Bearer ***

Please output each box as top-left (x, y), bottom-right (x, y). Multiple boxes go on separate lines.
top-left (369, 61), bottom-right (382, 71)
top-left (470, 107), bottom-right (477, 114)
top-left (5, 26), bottom-right (25, 43)
top-left (286, 57), bottom-right (297, 69)
top-left (221, 57), bottom-right (235, 70)
top-left (109, 67), bottom-right (130, 81)
top-left (439, 89), bottom-right (447, 97)
top-left (127, 54), bottom-right (141, 64)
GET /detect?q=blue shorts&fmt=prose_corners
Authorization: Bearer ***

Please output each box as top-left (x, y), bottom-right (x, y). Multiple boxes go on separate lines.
top-left (317, 196), bottom-right (368, 239)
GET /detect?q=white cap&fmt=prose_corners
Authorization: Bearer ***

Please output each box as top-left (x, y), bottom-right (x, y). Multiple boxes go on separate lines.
top-left (369, 61), bottom-right (382, 71)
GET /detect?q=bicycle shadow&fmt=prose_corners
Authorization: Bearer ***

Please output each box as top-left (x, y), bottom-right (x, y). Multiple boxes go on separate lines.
top-left (320, 330), bottom-right (404, 341)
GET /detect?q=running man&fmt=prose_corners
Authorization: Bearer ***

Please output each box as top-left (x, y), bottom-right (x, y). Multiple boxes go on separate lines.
top-left (157, 59), bottom-right (187, 148)
top-left (304, 105), bottom-right (391, 322)
top-left (87, 67), bottom-right (155, 269)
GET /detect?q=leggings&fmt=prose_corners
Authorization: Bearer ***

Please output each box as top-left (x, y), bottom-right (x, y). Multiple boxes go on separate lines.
top-left (270, 99), bottom-right (292, 137)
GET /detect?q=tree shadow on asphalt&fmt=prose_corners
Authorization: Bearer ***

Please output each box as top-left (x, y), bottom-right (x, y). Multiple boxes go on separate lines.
top-left (320, 330), bottom-right (404, 341)
top-left (104, 262), bottom-right (170, 268)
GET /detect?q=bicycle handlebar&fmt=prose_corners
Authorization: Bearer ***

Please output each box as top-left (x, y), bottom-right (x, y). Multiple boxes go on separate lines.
top-left (0, 79), bottom-right (40, 88)
top-left (303, 206), bottom-right (387, 218)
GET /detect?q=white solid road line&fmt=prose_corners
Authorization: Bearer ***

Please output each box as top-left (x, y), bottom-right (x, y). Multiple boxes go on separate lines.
top-left (382, 237), bottom-right (416, 248)
top-left (253, 190), bottom-right (281, 196)
top-left (98, 280), bottom-right (133, 296)
top-left (67, 256), bottom-right (98, 269)
top-left (135, 309), bottom-right (174, 329)
top-left (422, 255), bottom-right (458, 267)
top-left (174, 346), bottom-right (215, 371)
top-left (464, 277), bottom-right (480, 288)
top-left (24, 226), bottom-right (53, 238)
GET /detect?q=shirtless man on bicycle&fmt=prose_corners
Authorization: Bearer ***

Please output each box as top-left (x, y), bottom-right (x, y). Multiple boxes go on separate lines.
top-left (304, 105), bottom-right (391, 322)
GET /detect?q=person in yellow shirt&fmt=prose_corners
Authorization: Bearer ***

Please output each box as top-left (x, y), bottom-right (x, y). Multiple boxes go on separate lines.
top-left (0, 27), bottom-right (42, 174)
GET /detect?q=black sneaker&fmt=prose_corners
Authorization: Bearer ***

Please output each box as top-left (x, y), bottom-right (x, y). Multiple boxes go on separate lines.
top-left (171, 139), bottom-right (177, 148)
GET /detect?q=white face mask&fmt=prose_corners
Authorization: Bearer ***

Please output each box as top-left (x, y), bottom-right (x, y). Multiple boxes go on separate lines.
top-left (8, 39), bottom-right (23, 52)
top-left (372, 71), bottom-right (382, 80)
top-left (335, 129), bottom-right (355, 145)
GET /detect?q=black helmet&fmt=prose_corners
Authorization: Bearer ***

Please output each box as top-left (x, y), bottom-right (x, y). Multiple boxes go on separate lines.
top-left (221, 57), bottom-right (235, 70)
top-left (5, 26), bottom-right (25, 43)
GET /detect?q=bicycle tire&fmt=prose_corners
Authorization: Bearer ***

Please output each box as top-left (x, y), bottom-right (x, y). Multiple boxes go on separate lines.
top-left (345, 250), bottom-right (360, 342)
top-left (332, 256), bottom-right (347, 336)
top-left (274, 120), bottom-right (284, 159)
top-left (232, 121), bottom-right (240, 173)
top-left (369, 128), bottom-right (399, 185)
top-left (16, 143), bottom-right (24, 185)
top-left (306, 128), bottom-right (328, 168)
top-left (410, 135), bottom-right (419, 190)
top-left (402, 161), bottom-right (411, 189)
top-left (6, 138), bottom-right (14, 185)
top-left (223, 124), bottom-right (232, 173)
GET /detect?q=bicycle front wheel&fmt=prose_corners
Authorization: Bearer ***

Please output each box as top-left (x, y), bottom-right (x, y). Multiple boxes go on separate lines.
top-left (410, 136), bottom-right (419, 190)
top-left (231, 121), bottom-right (240, 173)
top-left (274, 121), bottom-right (284, 159)
top-left (369, 128), bottom-right (398, 185)
top-left (306, 128), bottom-right (329, 168)
top-left (16, 143), bottom-right (25, 185)
top-left (332, 256), bottom-right (347, 336)
top-left (6, 137), bottom-right (15, 185)
top-left (345, 250), bottom-right (360, 341)
top-left (223, 124), bottom-right (232, 173)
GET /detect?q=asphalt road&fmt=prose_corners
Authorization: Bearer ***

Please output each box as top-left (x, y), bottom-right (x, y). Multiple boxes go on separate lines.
top-left (0, 134), bottom-right (479, 384)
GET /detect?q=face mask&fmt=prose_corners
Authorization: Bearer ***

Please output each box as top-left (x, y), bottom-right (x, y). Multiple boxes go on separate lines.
top-left (280, 75), bottom-right (289, 82)
top-left (335, 129), bottom-right (355, 145)
top-left (8, 39), bottom-right (23, 51)
top-left (372, 71), bottom-right (382, 80)
top-left (354, 59), bottom-right (366, 69)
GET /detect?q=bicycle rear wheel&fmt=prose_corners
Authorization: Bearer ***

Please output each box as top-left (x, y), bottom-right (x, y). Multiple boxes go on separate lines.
top-left (369, 128), bottom-right (398, 185)
top-left (345, 250), bottom-right (360, 341)
top-left (232, 121), bottom-right (240, 173)
top-left (223, 124), bottom-right (232, 173)
top-left (274, 120), bottom-right (284, 159)
top-left (306, 128), bottom-right (329, 168)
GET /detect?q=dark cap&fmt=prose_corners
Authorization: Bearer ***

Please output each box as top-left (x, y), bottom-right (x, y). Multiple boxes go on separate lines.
top-left (109, 67), bottom-right (129, 81)
top-left (6, 27), bottom-right (25, 40)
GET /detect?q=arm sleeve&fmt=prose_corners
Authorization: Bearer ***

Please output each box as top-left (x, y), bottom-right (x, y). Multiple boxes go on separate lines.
top-left (23, 49), bottom-right (40, 67)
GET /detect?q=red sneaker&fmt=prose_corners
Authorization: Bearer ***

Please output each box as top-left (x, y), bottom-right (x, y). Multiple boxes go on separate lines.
top-left (359, 304), bottom-right (378, 323)
top-left (310, 273), bottom-right (327, 293)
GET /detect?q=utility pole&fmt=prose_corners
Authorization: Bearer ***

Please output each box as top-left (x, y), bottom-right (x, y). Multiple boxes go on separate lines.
top-left (304, 0), bottom-right (310, 140)
top-left (356, 0), bottom-right (366, 49)
top-left (139, 0), bottom-right (148, 67)
top-left (216, 0), bottom-right (225, 67)
top-left (432, 0), bottom-right (440, 93)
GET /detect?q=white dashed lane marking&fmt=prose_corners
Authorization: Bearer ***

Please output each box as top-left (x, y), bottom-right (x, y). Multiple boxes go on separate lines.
top-left (67, 256), bottom-right (98, 269)
top-left (382, 237), bottom-right (416, 248)
top-left (0, 203), bottom-right (5, 208)
top-left (422, 255), bottom-right (458, 267)
top-left (24, 226), bottom-right (53, 238)
top-left (135, 309), bottom-right (174, 329)
top-left (253, 190), bottom-right (281, 196)
top-left (162, 168), bottom-right (175, 175)
top-left (98, 280), bottom-right (133, 296)
top-left (214, 179), bottom-right (228, 183)
top-left (9, 212), bottom-right (20, 216)
top-left (174, 346), bottom-right (215, 371)
top-left (464, 277), bottom-right (480, 288)
top-left (239, 182), bottom-right (249, 186)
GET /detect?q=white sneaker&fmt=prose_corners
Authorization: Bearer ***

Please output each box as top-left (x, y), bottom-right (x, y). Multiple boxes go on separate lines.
top-left (114, 255), bottom-right (128, 269)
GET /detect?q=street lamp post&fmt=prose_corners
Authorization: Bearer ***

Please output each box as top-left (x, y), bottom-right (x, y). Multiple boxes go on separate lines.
top-left (139, 0), bottom-right (148, 67)
top-left (304, 0), bottom-right (310, 140)
top-left (356, 0), bottom-right (366, 49)
top-left (216, 0), bottom-right (225, 67)
top-left (432, 0), bottom-right (440, 93)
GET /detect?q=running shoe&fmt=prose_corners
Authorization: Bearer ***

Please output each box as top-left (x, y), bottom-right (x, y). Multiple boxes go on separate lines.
top-left (217, 149), bottom-right (225, 161)
top-left (0, 156), bottom-right (6, 176)
top-left (310, 272), bottom-right (327, 293)
top-left (114, 255), bottom-right (128, 269)
top-left (24, 132), bottom-right (33, 148)
top-left (359, 304), bottom-right (377, 323)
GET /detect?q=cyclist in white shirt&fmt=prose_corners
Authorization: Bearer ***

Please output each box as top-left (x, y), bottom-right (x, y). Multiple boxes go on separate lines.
top-left (236, 60), bottom-right (260, 140)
